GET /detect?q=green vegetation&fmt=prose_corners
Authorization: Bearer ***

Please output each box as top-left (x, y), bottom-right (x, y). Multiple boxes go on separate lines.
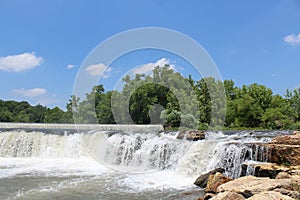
top-left (1, 65), bottom-right (300, 130)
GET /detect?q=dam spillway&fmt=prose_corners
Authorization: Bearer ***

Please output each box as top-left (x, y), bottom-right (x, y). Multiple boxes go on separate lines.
top-left (0, 123), bottom-right (164, 132)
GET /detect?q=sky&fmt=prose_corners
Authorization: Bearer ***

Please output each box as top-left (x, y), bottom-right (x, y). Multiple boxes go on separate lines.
top-left (0, 0), bottom-right (300, 109)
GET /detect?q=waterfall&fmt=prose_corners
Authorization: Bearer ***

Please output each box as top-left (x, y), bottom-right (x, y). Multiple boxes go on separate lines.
top-left (0, 128), bottom-right (276, 178)
top-left (0, 131), bottom-right (86, 158)
top-left (214, 142), bottom-right (269, 178)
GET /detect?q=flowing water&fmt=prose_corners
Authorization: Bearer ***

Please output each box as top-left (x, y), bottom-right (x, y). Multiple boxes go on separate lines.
top-left (0, 125), bottom-right (291, 200)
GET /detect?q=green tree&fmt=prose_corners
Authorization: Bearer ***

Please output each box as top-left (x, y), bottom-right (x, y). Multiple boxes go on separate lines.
top-left (44, 107), bottom-right (65, 123)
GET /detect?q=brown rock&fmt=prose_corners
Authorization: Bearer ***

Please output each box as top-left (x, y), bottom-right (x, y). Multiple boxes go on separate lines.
top-left (276, 172), bottom-right (292, 179)
top-left (247, 191), bottom-right (295, 200)
top-left (217, 176), bottom-right (292, 197)
top-left (274, 188), bottom-right (300, 199)
top-left (241, 162), bottom-right (290, 179)
top-left (253, 163), bottom-right (283, 178)
top-left (210, 191), bottom-right (245, 200)
top-left (206, 172), bottom-right (232, 193)
top-left (266, 143), bottom-right (300, 165)
top-left (264, 134), bottom-right (300, 166)
top-left (271, 135), bottom-right (300, 145)
top-left (194, 168), bottom-right (225, 188)
top-left (202, 193), bottom-right (215, 200)
top-left (177, 130), bottom-right (205, 141)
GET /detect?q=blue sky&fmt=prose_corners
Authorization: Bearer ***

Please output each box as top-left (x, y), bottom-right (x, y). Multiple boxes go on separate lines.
top-left (0, 0), bottom-right (300, 109)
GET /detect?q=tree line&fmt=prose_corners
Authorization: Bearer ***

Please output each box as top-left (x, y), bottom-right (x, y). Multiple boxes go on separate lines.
top-left (1, 65), bottom-right (300, 130)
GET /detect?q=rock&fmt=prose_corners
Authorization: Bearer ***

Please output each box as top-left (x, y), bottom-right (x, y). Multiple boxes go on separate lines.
top-left (262, 134), bottom-right (300, 166)
top-left (274, 188), bottom-right (300, 199)
top-left (293, 130), bottom-right (300, 136)
top-left (266, 143), bottom-right (300, 165)
top-left (241, 162), bottom-right (290, 179)
top-left (202, 193), bottom-right (215, 200)
top-left (206, 172), bottom-right (232, 193)
top-left (210, 191), bottom-right (245, 200)
top-left (217, 176), bottom-right (292, 196)
top-left (271, 135), bottom-right (300, 145)
top-left (252, 163), bottom-right (281, 179)
top-left (194, 168), bottom-right (225, 188)
top-left (177, 130), bottom-right (205, 141)
top-left (247, 191), bottom-right (295, 200)
top-left (276, 172), bottom-right (292, 179)
top-left (291, 170), bottom-right (300, 176)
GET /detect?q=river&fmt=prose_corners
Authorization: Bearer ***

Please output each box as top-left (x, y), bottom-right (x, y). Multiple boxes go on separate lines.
top-left (0, 124), bottom-right (291, 200)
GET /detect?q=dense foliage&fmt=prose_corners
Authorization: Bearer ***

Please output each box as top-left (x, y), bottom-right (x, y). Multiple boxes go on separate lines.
top-left (1, 65), bottom-right (300, 130)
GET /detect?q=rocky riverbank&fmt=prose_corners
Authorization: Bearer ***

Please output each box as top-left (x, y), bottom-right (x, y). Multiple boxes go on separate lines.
top-left (195, 131), bottom-right (300, 200)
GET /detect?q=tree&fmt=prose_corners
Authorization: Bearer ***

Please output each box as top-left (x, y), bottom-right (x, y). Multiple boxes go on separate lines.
top-left (44, 107), bottom-right (65, 123)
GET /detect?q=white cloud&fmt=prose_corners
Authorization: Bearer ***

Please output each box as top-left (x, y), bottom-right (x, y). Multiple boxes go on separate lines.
top-left (14, 88), bottom-right (47, 98)
top-left (284, 33), bottom-right (300, 45)
top-left (132, 58), bottom-right (175, 75)
top-left (67, 64), bottom-right (76, 69)
top-left (85, 63), bottom-right (112, 78)
top-left (0, 52), bottom-right (43, 72)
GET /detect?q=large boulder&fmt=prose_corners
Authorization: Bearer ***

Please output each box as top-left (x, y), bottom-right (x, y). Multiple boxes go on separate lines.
top-left (210, 191), bottom-right (245, 200)
top-left (217, 176), bottom-right (293, 197)
top-left (247, 191), bottom-right (295, 200)
top-left (266, 143), bottom-right (300, 165)
top-left (177, 130), bottom-right (205, 141)
top-left (257, 134), bottom-right (300, 166)
top-left (206, 172), bottom-right (232, 193)
top-left (194, 168), bottom-right (225, 188)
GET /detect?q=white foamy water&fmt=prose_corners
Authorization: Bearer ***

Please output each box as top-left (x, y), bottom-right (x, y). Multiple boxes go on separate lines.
top-left (0, 127), bottom-right (288, 200)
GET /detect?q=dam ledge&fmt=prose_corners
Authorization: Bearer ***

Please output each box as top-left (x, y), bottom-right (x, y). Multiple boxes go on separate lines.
top-left (0, 122), bottom-right (164, 132)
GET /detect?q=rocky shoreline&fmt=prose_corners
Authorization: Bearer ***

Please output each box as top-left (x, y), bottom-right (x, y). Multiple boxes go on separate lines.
top-left (195, 131), bottom-right (300, 200)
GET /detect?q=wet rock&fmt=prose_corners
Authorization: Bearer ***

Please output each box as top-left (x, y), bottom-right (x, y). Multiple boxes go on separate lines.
top-left (210, 191), bottom-right (245, 200)
top-left (177, 130), bottom-right (205, 141)
top-left (194, 168), bottom-right (225, 188)
top-left (247, 191), bottom-right (295, 200)
top-left (241, 162), bottom-right (289, 179)
top-left (205, 172), bottom-right (232, 193)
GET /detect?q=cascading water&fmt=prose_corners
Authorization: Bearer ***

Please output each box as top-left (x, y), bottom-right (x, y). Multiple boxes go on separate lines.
top-left (0, 127), bottom-right (289, 200)
top-left (0, 129), bottom-right (279, 176)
